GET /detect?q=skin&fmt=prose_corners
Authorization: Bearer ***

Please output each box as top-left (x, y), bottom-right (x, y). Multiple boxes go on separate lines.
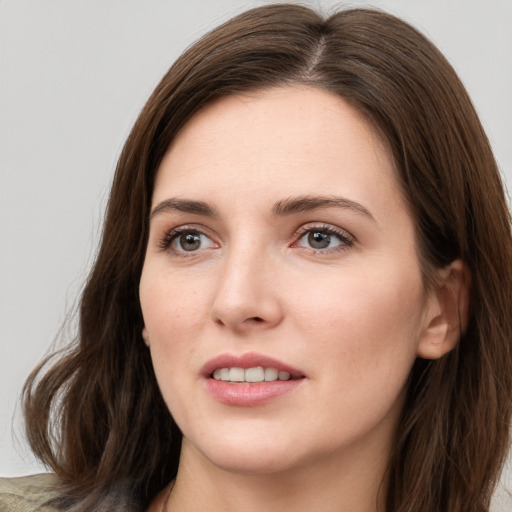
top-left (140, 86), bottom-right (464, 512)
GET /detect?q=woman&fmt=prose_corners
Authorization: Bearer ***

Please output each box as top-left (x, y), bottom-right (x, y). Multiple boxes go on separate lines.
top-left (1, 4), bottom-right (510, 511)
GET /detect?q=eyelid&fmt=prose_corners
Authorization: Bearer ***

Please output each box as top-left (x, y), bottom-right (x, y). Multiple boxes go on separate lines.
top-left (157, 224), bottom-right (220, 253)
top-left (291, 223), bottom-right (355, 251)
top-left (154, 221), bottom-right (354, 256)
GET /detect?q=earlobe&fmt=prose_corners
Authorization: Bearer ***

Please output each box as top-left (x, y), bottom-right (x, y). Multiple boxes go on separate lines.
top-left (416, 259), bottom-right (471, 360)
top-left (142, 327), bottom-right (150, 346)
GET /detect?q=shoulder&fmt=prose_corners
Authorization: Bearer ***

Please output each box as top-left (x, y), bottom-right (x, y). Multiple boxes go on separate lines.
top-left (0, 474), bottom-right (60, 512)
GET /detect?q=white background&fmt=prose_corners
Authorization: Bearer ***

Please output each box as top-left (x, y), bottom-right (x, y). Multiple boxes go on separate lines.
top-left (1, 0), bottom-right (511, 508)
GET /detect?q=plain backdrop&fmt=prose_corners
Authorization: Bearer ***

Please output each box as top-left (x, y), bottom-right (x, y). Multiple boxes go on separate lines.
top-left (1, 0), bottom-right (511, 508)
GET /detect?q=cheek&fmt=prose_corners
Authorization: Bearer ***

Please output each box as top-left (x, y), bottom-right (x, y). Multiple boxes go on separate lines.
top-left (139, 267), bottom-right (210, 391)
top-left (140, 266), bottom-right (208, 337)
top-left (296, 268), bottom-right (425, 431)
top-left (290, 264), bottom-right (426, 377)
top-left (139, 269), bottom-right (206, 425)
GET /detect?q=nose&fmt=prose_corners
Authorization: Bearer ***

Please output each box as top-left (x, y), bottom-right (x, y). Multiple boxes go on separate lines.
top-left (210, 245), bottom-right (284, 333)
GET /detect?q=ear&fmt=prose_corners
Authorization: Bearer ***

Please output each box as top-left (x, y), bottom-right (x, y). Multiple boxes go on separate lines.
top-left (416, 259), bottom-right (471, 360)
top-left (142, 327), bottom-right (150, 346)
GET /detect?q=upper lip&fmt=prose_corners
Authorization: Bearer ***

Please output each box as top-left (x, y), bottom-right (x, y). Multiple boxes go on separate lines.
top-left (201, 352), bottom-right (305, 378)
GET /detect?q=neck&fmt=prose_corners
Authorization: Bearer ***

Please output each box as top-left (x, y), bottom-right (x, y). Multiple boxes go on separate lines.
top-left (160, 438), bottom-right (389, 512)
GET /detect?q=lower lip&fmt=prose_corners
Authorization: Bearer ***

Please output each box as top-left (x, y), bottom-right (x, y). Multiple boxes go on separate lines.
top-left (204, 378), bottom-right (304, 406)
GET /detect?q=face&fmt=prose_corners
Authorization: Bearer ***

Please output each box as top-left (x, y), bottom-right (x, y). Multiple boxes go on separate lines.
top-left (139, 86), bottom-right (435, 476)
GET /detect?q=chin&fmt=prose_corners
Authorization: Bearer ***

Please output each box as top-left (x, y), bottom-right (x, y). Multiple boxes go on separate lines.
top-left (187, 432), bottom-right (305, 475)
top-left (207, 451), bottom-right (298, 476)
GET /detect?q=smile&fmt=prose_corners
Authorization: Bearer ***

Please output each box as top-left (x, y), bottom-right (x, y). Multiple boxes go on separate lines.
top-left (203, 353), bottom-right (305, 406)
top-left (212, 367), bottom-right (294, 383)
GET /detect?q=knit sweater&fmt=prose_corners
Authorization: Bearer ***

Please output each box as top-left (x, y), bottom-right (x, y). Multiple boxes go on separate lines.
top-left (0, 474), bottom-right (59, 512)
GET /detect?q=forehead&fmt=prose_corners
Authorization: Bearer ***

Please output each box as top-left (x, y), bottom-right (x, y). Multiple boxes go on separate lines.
top-left (153, 86), bottom-right (406, 218)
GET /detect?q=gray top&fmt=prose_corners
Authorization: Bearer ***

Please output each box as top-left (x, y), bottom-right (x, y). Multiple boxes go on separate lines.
top-left (0, 474), bottom-right (59, 512)
top-left (0, 474), bottom-right (143, 512)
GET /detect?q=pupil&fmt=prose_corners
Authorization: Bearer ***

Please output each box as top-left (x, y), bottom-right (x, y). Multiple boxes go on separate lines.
top-left (308, 231), bottom-right (330, 249)
top-left (180, 233), bottom-right (201, 251)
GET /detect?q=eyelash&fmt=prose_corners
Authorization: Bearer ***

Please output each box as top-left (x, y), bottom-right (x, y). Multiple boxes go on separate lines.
top-left (292, 224), bottom-right (354, 253)
top-left (157, 224), bottom-right (354, 256)
top-left (157, 227), bottom-right (212, 253)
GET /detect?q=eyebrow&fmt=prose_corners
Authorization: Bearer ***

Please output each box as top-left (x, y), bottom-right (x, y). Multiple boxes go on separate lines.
top-left (272, 195), bottom-right (375, 221)
top-left (150, 195), bottom-right (374, 222)
top-left (150, 198), bottom-right (217, 219)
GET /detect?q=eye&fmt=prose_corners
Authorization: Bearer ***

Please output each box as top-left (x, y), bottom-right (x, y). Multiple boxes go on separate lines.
top-left (295, 225), bottom-right (353, 251)
top-left (163, 228), bottom-right (216, 253)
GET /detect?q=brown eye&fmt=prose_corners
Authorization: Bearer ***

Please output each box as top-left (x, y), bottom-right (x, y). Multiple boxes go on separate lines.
top-left (171, 230), bottom-right (214, 252)
top-left (308, 231), bottom-right (331, 249)
top-left (296, 226), bottom-right (353, 252)
top-left (179, 233), bottom-right (201, 251)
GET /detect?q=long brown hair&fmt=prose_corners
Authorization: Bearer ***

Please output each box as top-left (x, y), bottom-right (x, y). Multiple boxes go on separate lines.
top-left (23, 4), bottom-right (512, 511)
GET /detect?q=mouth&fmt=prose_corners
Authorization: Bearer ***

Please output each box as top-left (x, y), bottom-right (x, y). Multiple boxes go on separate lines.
top-left (202, 352), bottom-right (306, 406)
top-left (202, 352), bottom-right (305, 381)
top-left (212, 366), bottom-right (301, 383)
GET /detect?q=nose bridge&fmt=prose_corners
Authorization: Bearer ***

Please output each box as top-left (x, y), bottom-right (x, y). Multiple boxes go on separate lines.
top-left (210, 234), bottom-right (282, 330)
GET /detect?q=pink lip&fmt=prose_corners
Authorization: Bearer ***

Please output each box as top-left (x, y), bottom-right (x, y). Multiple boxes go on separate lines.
top-left (201, 352), bottom-right (306, 407)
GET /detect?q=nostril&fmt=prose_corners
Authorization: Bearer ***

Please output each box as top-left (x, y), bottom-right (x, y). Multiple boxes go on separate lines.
top-left (248, 317), bottom-right (263, 322)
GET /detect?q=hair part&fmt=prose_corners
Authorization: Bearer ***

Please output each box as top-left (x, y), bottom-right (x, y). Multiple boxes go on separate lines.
top-left (23, 4), bottom-right (512, 511)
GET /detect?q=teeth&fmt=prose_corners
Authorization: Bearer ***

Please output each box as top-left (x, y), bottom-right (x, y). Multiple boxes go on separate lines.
top-left (264, 367), bottom-right (278, 381)
top-left (212, 366), bottom-right (292, 383)
top-left (245, 367), bottom-right (264, 382)
top-left (212, 369), bottom-right (228, 380)
top-left (278, 371), bottom-right (291, 380)
top-left (229, 367), bottom-right (245, 382)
